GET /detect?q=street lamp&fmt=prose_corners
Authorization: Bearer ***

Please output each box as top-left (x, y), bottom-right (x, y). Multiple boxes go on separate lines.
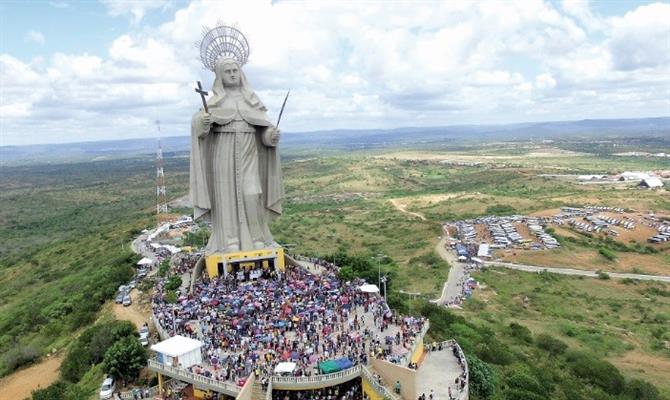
top-left (372, 253), bottom-right (386, 291)
top-left (380, 275), bottom-right (388, 303)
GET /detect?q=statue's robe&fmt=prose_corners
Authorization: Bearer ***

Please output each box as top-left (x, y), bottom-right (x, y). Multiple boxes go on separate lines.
top-left (190, 93), bottom-right (283, 253)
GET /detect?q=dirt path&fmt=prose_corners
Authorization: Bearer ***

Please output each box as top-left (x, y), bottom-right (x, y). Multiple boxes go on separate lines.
top-left (389, 198), bottom-right (427, 220)
top-left (0, 354), bottom-right (64, 400)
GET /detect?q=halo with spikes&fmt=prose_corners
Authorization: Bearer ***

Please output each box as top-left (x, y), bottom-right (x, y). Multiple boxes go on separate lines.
top-left (197, 22), bottom-right (250, 71)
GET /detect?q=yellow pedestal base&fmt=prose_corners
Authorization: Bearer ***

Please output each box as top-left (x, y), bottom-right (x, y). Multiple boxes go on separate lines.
top-left (205, 247), bottom-right (285, 278)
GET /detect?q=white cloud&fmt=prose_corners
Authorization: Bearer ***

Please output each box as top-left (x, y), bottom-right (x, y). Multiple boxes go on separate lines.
top-left (48, 1), bottom-right (69, 8)
top-left (607, 2), bottom-right (670, 71)
top-left (24, 30), bottom-right (45, 45)
top-left (1, 0), bottom-right (669, 145)
top-left (101, 0), bottom-right (172, 24)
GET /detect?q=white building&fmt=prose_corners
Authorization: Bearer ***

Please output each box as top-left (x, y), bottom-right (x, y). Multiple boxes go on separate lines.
top-left (619, 171), bottom-right (651, 181)
top-left (477, 244), bottom-right (491, 258)
top-left (639, 177), bottom-right (664, 189)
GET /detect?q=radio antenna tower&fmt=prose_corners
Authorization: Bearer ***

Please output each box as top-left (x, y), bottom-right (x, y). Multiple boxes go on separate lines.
top-left (155, 120), bottom-right (168, 227)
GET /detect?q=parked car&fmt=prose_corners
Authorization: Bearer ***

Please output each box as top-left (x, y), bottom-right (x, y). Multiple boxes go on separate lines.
top-left (114, 293), bottom-right (124, 304)
top-left (139, 334), bottom-right (149, 346)
top-left (118, 285), bottom-right (128, 294)
top-left (99, 377), bottom-right (115, 399)
top-left (122, 294), bottom-right (132, 307)
top-left (128, 280), bottom-right (137, 289)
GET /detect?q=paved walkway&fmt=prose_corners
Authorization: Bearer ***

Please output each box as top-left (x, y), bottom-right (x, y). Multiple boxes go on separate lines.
top-left (485, 261), bottom-right (670, 283)
top-left (417, 347), bottom-right (464, 400)
top-left (432, 237), bottom-right (468, 305)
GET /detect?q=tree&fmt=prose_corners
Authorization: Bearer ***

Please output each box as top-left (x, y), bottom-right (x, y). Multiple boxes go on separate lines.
top-left (102, 336), bottom-right (147, 384)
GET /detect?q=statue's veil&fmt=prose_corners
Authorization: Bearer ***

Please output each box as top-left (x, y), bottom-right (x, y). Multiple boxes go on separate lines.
top-left (207, 57), bottom-right (264, 110)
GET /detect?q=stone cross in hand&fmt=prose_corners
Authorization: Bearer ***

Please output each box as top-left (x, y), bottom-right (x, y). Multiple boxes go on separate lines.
top-left (195, 81), bottom-right (209, 113)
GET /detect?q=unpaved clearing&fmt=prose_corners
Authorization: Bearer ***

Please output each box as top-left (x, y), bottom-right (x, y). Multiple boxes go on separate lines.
top-left (610, 351), bottom-right (670, 394)
top-left (0, 354), bottom-right (64, 400)
top-left (109, 292), bottom-right (151, 329)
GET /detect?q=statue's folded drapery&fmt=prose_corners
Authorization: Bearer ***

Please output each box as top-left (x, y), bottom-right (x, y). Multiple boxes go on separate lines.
top-left (189, 77), bottom-right (283, 253)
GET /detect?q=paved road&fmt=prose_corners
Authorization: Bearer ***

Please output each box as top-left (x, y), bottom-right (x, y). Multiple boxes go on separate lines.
top-left (432, 237), bottom-right (467, 305)
top-left (484, 261), bottom-right (670, 283)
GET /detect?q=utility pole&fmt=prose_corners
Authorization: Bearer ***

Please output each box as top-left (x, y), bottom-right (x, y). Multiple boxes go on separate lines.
top-left (155, 120), bottom-right (168, 228)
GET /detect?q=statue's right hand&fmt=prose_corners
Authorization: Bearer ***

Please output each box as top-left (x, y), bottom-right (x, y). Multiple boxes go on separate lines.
top-left (202, 113), bottom-right (213, 127)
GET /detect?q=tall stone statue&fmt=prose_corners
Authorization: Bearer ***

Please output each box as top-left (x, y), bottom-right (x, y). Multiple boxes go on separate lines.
top-left (190, 25), bottom-right (284, 254)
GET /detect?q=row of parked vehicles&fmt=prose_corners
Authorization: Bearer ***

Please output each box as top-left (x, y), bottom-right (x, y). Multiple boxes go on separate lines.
top-left (649, 226), bottom-right (670, 243)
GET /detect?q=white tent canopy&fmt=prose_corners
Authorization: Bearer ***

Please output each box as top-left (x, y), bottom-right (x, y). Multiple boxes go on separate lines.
top-left (359, 284), bottom-right (380, 293)
top-left (274, 362), bottom-right (297, 374)
top-left (151, 335), bottom-right (203, 369)
top-left (137, 257), bottom-right (154, 266)
top-left (151, 335), bottom-right (202, 357)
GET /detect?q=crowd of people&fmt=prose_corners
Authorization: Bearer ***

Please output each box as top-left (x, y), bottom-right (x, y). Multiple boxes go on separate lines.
top-left (274, 378), bottom-right (364, 400)
top-left (151, 257), bottom-right (427, 388)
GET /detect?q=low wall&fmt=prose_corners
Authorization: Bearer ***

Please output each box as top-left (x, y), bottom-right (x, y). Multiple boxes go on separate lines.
top-left (236, 373), bottom-right (255, 400)
top-left (371, 358), bottom-right (416, 400)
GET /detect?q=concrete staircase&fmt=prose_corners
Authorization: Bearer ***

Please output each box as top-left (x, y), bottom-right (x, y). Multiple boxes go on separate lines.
top-left (251, 381), bottom-right (268, 400)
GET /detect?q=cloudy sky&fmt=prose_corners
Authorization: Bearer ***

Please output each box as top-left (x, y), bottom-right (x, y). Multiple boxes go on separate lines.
top-left (1, 0), bottom-right (669, 146)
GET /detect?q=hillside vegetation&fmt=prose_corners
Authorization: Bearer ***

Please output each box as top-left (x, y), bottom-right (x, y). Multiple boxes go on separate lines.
top-left (1, 138), bottom-right (668, 399)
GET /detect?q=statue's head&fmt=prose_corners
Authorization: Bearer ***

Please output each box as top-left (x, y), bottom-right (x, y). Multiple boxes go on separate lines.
top-left (216, 58), bottom-right (242, 88)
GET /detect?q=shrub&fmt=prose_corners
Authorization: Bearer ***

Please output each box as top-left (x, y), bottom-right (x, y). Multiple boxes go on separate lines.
top-left (31, 381), bottom-right (69, 400)
top-left (506, 371), bottom-right (543, 394)
top-left (598, 247), bottom-right (616, 261)
top-left (508, 322), bottom-right (533, 344)
top-left (566, 351), bottom-right (625, 394)
top-left (625, 378), bottom-right (660, 400)
top-left (2, 345), bottom-right (40, 372)
top-left (485, 204), bottom-right (517, 216)
top-left (165, 275), bottom-right (182, 291)
top-left (535, 334), bottom-right (567, 354)
top-left (597, 271), bottom-right (610, 280)
top-left (158, 259), bottom-right (170, 277)
top-left (466, 353), bottom-right (496, 399)
top-left (165, 290), bottom-right (178, 304)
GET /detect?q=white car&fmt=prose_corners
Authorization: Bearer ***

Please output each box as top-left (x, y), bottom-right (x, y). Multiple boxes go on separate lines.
top-left (99, 377), bottom-right (115, 399)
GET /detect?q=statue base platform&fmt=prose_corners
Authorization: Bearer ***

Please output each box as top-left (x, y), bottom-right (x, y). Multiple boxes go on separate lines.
top-left (204, 247), bottom-right (285, 278)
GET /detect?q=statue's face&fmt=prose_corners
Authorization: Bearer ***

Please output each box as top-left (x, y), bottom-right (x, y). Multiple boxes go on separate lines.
top-left (221, 63), bottom-right (240, 87)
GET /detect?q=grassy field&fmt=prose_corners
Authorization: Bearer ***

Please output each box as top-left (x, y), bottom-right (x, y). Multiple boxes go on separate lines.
top-left (1, 138), bottom-right (669, 399)
top-left (460, 268), bottom-right (670, 397)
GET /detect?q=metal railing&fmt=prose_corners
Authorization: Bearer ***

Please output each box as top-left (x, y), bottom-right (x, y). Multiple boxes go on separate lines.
top-left (118, 386), bottom-right (160, 399)
top-left (361, 365), bottom-right (400, 400)
top-left (148, 359), bottom-right (240, 396)
top-left (271, 364), bottom-right (361, 385)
